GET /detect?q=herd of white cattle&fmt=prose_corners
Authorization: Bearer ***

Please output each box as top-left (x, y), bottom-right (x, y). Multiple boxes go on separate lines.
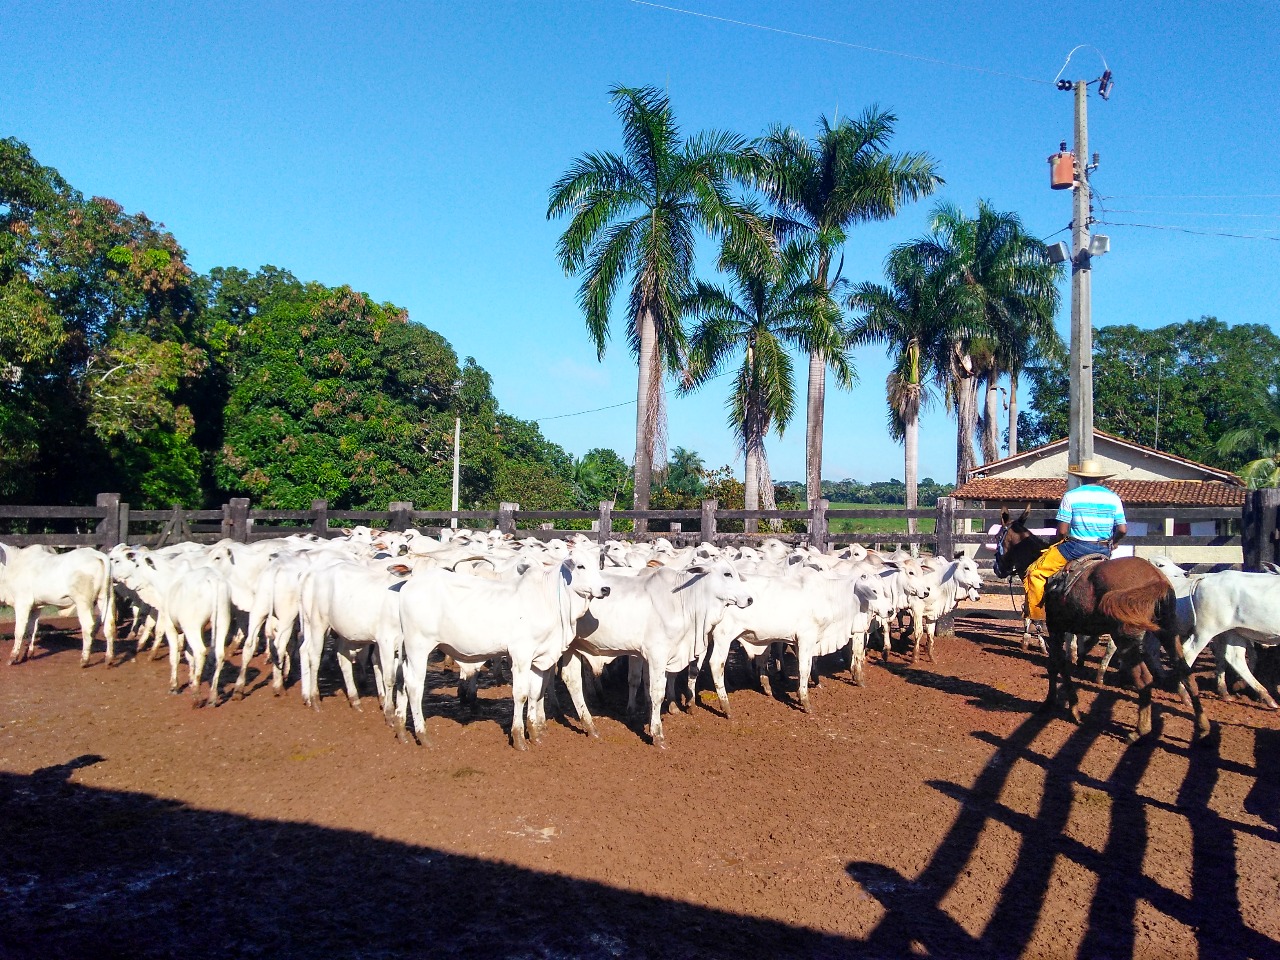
top-left (0, 529), bottom-right (983, 749)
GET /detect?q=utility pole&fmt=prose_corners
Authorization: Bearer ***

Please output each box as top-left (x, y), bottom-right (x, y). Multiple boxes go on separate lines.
top-left (450, 417), bottom-right (461, 529)
top-left (1067, 79), bottom-right (1093, 490)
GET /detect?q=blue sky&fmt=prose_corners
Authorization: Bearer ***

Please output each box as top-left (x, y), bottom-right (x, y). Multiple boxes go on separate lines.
top-left (4, 1), bottom-right (1277, 484)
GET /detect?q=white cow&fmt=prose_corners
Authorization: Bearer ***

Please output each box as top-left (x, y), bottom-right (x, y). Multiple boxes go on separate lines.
top-left (560, 559), bottom-right (752, 747)
top-left (706, 565), bottom-right (891, 716)
top-left (158, 567), bottom-right (232, 705)
top-left (396, 547), bottom-right (609, 749)
top-left (1, 543), bottom-right (116, 666)
top-left (297, 560), bottom-right (409, 715)
top-left (1183, 570), bottom-right (1280, 709)
top-left (907, 557), bottom-right (984, 662)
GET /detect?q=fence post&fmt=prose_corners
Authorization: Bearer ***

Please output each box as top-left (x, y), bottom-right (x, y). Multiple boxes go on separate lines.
top-left (934, 496), bottom-right (959, 634)
top-left (94, 493), bottom-right (122, 548)
top-left (1242, 487), bottom-right (1280, 571)
top-left (228, 498), bottom-right (251, 543)
top-left (809, 498), bottom-right (829, 554)
top-left (935, 496), bottom-right (957, 559)
top-left (311, 499), bottom-right (329, 537)
top-left (597, 500), bottom-right (614, 546)
top-left (498, 502), bottom-right (519, 537)
top-left (117, 501), bottom-right (131, 546)
top-left (701, 499), bottom-right (718, 544)
top-left (388, 501), bottom-right (412, 533)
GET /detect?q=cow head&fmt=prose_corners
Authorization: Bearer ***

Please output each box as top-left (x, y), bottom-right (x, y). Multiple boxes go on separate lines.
top-left (895, 556), bottom-right (931, 600)
top-left (953, 557), bottom-right (983, 602)
top-left (562, 547), bottom-right (610, 599)
top-left (854, 572), bottom-right (894, 620)
top-left (686, 558), bottom-right (753, 609)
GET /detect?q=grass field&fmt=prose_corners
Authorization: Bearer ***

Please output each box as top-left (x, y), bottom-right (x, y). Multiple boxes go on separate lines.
top-left (826, 502), bottom-right (935, 536)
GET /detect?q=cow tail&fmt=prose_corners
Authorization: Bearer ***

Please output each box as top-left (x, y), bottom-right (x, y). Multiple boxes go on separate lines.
top-left (101, 552), bottom-right (117, 642)
top-left (213, 578), bottom-right (231, 655)
top-left (1096, 581), bottom-right (1167, 634)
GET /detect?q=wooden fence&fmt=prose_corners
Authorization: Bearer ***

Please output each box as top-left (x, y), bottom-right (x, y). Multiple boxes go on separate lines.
top-left (2, 489), bottom-right (1278, 572)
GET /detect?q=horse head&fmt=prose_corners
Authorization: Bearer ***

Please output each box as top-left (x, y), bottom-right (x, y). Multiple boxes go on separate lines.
top-left (993, 505), bottom-right (1041, 579)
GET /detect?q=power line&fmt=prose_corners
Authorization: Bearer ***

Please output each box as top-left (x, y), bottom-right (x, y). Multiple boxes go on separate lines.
top-left (1103, 208), bottom-right (1280, 220)
top-left (534, 368), bottom-right (734, 421)
top-left (1098, 193), bottom-right (1280, 200)
top-left (625, 0), bottom-right (1053, 85)
top-left (1095, 219), bottom-right (1280, 242)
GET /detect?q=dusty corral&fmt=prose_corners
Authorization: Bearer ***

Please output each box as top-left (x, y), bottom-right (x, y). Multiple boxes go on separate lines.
top-left (2, 599), bottom-right (1278, 960)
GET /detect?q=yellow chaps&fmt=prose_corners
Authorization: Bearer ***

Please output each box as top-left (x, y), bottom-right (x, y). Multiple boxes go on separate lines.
top-left (1023, 544), bottom-right (1068, 621)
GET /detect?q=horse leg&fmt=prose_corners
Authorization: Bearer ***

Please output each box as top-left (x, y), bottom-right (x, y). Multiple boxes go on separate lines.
top-left (1041, 631), bottom-right (1066, 715)
top-left (1096, 638), bottom-right (1118, 685)
top-left (1126, 657), bottom-right (1154, 743)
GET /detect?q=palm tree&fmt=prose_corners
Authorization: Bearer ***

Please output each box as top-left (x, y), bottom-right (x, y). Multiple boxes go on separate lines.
top-left (757, 108), bottom-right (941, 506)
top-left (1218, 386), bottom-right (1280, 488)
top-left (547, 85), bottom-right (768, 527)
top-left (849, 250), bottom-right (943, 536)
top-left (682, 242), bottom-right (827, 531)
top-left (898, 201), bottom-right (1060, 483)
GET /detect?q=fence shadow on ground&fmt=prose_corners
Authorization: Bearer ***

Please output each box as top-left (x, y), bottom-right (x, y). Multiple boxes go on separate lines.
top-left (847, 702), bottom-right (1280, 960)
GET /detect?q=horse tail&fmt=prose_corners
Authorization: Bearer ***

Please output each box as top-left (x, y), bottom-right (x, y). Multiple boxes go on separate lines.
top-left (1096, 580), bottom-right (1168, 634)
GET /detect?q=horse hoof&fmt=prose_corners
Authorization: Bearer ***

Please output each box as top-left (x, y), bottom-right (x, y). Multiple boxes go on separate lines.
top-left (1068, 707), bottom-right (1082, 724)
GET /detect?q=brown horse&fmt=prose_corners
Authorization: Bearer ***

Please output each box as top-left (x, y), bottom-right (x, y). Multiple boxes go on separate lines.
top-left (1042, 555), bottom-right (1211, 743)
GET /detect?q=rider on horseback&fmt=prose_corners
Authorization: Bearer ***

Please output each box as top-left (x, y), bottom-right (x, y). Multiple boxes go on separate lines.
top-left (1023, 459), bottom-right (1128, 620)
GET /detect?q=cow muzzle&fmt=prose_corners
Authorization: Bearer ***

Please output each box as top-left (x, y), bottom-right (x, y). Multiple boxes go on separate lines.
top-left (599, 585), bottom-right (612, 598)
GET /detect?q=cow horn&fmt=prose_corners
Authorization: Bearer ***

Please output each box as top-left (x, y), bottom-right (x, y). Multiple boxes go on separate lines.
top-left (447, 555), bottom-right (495, 571)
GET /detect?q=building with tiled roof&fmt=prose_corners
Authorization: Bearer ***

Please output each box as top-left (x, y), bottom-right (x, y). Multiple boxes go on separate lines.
top-left (954, 430), bottom-right (1244, 564)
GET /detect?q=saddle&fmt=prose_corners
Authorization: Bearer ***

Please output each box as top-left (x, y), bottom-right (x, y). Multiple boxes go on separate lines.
top-left (1043, 554), bottom-right (1108, 605)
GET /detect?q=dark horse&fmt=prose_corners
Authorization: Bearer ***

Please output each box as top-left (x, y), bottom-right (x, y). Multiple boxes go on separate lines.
top-left (995, 507), bottom-right (1211, 743)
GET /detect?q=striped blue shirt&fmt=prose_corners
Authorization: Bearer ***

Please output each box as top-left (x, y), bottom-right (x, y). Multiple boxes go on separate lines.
top-left (1056, 484), bottom-right (1125, 542)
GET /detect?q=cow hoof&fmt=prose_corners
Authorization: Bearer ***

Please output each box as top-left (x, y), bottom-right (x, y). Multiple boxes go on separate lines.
top-left (231, 687), bottom-right (245, 702)
top-left (799, 700), bottom-right (812, 715)
top-left (512, 735), bottom-right (528, 752)
top-left (80, 659), bottom-right (91, 669)
top-left (718, 699), bottom-right (731, 719)
top-left (350, 699), bottom-right (363, 713)
top-left (665, 701), bottom-right (679, 716)
top-left (169, 687), bottom-right (181, 696)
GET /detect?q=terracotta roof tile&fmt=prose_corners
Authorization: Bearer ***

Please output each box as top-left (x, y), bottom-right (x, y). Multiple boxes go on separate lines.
top-left (952, 477), bottom-right (1246, 507)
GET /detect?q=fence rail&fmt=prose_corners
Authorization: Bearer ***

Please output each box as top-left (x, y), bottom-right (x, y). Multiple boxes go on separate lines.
top-left (1, 490), bottom-right (1276, 571)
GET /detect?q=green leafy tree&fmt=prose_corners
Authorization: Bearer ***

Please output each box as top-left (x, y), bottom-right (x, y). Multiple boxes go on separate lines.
top-left (548, 85), bottom-right (768, 525)
top-left (573, 447), bottom-right (632, 508)
top-left (757, 109), bottom-right (940, 505)
top-left (1021, 318), bottom-right (1280, 472)
top-left (0, 137), bottom-right (202, 504)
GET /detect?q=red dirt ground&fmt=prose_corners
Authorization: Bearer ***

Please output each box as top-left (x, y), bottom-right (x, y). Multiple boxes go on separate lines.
top-left (1, 599), bottom-right (1278, 959)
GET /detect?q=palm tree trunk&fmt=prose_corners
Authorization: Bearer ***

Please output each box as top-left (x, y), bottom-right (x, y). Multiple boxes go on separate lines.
top-left (632, 306), bottom-right (657, 532)
top-left (1008, 371), bottom-right (1019, 455)
top-left (805, 349), bottom-right (825, 507)
top-left (744, 415), bottom-right (760, 536)
top-left (982, 371), bottom-right (1001, 463)
top-left (759, 442), bottom-right (780, 532)
top-left (955, 373), bottom-right (978, 485)
top-left (905, 409), bottom-right (919, 538)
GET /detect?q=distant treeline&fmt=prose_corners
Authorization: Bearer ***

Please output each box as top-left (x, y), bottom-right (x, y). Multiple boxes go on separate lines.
top-left (776, 478), bottom-right (955, 506)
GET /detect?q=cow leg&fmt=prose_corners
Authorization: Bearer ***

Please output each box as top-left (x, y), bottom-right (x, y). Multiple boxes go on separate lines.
top-left (509, 659), bottom-right (532, 751)
top-left (163, 616), bottom-right (184, 694)
top-left (270, 617), bottom-right (296, 696)
top-left (186, 628), bottom-right (208, 708)
top-left (70, 600), bottom-right (96, 667)
top-left (8, 600), bottom-right (35, 665)
top-left (297, 616), bottom-right (325, 710)
top-left (707, 634), bottom-right (732, 718)
top-left (925, 621), bottom-right (938, 663)
top-left (335, 644), bottom-right (362, 711)
top-left (233, 606), bottom-right (269, 700)
top-left (398, 646), bottom-right (431, 746)
top-left (754, 651), bottom-right (774, 697)
top-left (647, 660), bottom-right (668, 749)
top-left (1221, 639), bottom-right (1279, 710)
top-left (1095, 638), bottom-right (1118, 685)
top-left (529, 667), bottom-right (549, 742)
top-left (796, 636), bottom-right (815, 713)
top-left (561, 654), bottom-right (599, 739)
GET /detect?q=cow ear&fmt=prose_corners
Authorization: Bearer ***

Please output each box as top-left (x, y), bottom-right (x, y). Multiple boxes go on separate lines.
top-left (954, 549), bottom-right (965, 560)
top-left (144, 556), bottom-right (157, 568)
top-left (686, 565), bottom-right (706, 574)
top-left (387, 563), bottom-right (412, 578)
top-left (646, 559), bottom-right (664, 568)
